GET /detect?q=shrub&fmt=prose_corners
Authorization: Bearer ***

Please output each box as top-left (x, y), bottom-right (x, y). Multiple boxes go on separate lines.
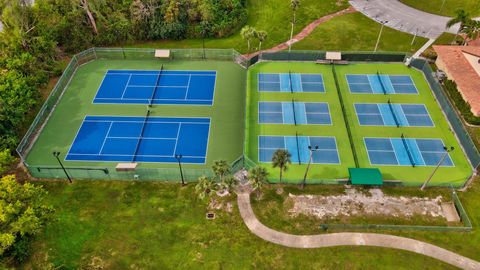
top-left (443, 80), bottom-right (480, 125)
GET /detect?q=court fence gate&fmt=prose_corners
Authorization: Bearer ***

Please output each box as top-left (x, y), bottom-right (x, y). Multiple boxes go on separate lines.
top-left (16, 48), bottom-right (479, 185)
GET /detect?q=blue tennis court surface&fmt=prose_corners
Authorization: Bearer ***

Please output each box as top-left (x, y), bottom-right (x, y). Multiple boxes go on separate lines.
top-left (259, 102), bottom-right (331, 125)
top-left (259, 136), bottom-right (340, 164)
top-left (364, 137), bottom-right (453, 166)
top-left (66, 116), bottom-right (210, 163)
top-left (258, 73), bottom-right (325, 92)
top-left (355, 103), bottom-right (433, 127)
top-left (93, 70), bottom-right (216, 105)
top-left (347, 74), bottom-right (418, 94)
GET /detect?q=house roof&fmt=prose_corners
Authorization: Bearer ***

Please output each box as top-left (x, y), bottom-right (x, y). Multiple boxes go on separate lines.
top-left (433, 45), bottom-right (480, 116)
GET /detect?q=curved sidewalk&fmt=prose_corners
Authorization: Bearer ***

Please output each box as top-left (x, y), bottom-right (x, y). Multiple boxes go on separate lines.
top-left (349, 0), bottom-right (459, 38)
top-left (236, 187), bottom-right (480, 270)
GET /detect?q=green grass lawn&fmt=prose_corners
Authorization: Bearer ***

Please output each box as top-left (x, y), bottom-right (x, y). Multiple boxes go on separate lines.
top-left (129, 3), bottom-right (427, 54)
top-left (246, 61), bottom-right (472, 186)
top-left (293, 12), bottom-right (428, 53)
top-left (128, 0), bottom-right (349, 54)
top-left (24, 59), bottom-right (246, 180)
top-left (250, 176), bottom-right (480, 264)
top-left (18, 180), bottom-right (459, 270)
top-left (400, 0), bottom-right (480, 17)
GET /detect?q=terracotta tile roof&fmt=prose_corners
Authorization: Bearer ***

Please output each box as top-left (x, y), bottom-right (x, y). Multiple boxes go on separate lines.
top-left (433, 45), bottom-right (480, 116)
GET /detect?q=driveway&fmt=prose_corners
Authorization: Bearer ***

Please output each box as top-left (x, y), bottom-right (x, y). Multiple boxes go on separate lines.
top-left (349, 0), bottom-right (460, 38)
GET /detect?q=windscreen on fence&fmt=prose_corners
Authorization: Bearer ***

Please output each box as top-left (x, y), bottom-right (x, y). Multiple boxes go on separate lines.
top-left (410, 58), bottom-right (480, 170)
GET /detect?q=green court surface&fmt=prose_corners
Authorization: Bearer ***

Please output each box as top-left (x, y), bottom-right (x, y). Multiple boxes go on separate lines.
top-left (25, 60), bottom-right (246, 172)
top-left (246, 62), bottom-right (472, 186)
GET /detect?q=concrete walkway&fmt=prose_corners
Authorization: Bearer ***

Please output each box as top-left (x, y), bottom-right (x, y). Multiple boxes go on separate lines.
top-left (236, 185), bottom-right (480, 270)
top-left (243, 7), bottom-right (356, 58)
top-left (349, 0), bottom-right (459, 38)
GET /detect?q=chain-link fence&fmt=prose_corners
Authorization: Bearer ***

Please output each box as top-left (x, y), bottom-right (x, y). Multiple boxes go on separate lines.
top-left (249, 50), bottom-right (408, 64)
top-left (318, 190), bottom-right (472, 232)
top-left (28, 165), bottom-right (215, 182)
top-left (17, 47), bottom-right (248, 181)
top-left (18, 48), bottom-right (478, 185)
top-left (411, 59), bottom-right (480, 172)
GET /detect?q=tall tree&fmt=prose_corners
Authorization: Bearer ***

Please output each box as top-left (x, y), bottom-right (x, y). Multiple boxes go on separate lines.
top-left (446, 9), bottom-right (471, 44)
top-left (0, 175), bottom-right (54, 262)
top-left (271, 149), bottom-right (291, 183)
top-left (289, 0), bottom-right (300, 51)
top-left (240, 25), bottom-right (256, 51)
top-left (80, 0), bottom-right (98, 34)
top-left (248, 166), bottom-right (268, 191)
top-left (212, 160), bottom-right (231, 182)
top-left (256, 30), bottom-right (268, 51)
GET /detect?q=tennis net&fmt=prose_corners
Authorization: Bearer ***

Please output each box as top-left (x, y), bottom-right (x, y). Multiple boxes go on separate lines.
top-left (289, 71), bottom-right (294, 93)
top-left (132, 110), bottom-right (151, 162)
top-left (377, 71), bottom-right (387, 95)
top-left (295, 132), bottom-right (301, 165)
top-left (292, 98), bottom-right (297, 126)
top-left (149, 64), bottom-right (164, 107)
top-left (401, 134), bottom-right (416, 167)
top-left (387, 99), bottom-right (400, 127)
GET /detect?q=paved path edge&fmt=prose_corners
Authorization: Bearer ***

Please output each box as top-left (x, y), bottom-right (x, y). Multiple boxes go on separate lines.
top-left (236, 189), bottom-right (480, 270)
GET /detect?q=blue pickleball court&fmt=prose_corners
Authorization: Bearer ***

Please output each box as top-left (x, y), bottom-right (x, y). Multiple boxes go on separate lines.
top-left (93, 70), bottom-right (216, 105)
top-left (258, 135), bottom-right (340, 164)
top-left (258, 73), bottom-right (325, 92)
top-left (364, 137), bottom-right (453, 167)
top-left (346, 74), bottom-right (418, 94)
top-left (258, 102), bottom-right (331, 125)
top-left (66, 116), bottom-right (210, 163)
top-left (354, 103), bottom-right (434, 127)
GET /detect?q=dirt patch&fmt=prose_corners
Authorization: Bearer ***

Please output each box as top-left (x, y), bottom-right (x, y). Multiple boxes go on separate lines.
top-left (287, 188), bottom-right (446, 220)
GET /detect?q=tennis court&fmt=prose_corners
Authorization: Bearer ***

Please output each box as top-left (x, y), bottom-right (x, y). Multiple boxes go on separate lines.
top-left (354, 103), bottom-right (434, 127)
top-left (66, 116), bottom-right (210, 163)
top-left (258, 135), bottom-right (340, 164)
top-left (93, 70), bottom-right (216, 105)
top-left (364, 137), bottom-right (453, 167)
top-left (258, 73), bottom-right (325, 92)
top-left (347, 74), bottom-right (418, 94)
top-left (258, 102), bottom-right (331, 125)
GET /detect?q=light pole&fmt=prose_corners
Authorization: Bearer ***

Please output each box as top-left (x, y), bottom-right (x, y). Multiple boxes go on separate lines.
top-left (52, 151), bottom-right (72, 183)
top-left (374, 20), bottom-right (388, 52)
top-left (411, 28), bottom-right (418, 45)
top-left (175, 154), bottom-right (185, 186)
top-left (439, 0), bottom-right (446, 13)
top-left (421, 146), bottom-right (454, 191)
top-left (301, 145), bottom-right (319, 189)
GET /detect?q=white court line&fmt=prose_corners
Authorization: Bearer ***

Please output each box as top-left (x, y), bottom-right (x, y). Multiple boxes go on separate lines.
top-left (98, 122), bottom-right (113, 155)
top-left (85, 120), bottom-right (209, 125)
top-left (172, 123), bottom-right (182, 155)
top-left (184, 75), bottom-right (191, 100)
top-left (106, 136), bottom-right (176, 140)
top-left (120, 74), bottom-right (132, 99)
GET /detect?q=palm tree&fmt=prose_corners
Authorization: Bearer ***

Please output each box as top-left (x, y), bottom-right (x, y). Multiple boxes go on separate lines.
top-left (461, 19), bottom-right (480, 44)
top-left (256, 30), bottom-right (268, 51)
top-left (195, 176), bottom-right (216, 200)
top-left (289, 0), bottom-right (301, 51)
top-left (240, 25), bottom-right (256, 51)
top-left (446, 9), bottom-right (471, 44)
top-left (219, 175), bottom-right (238, 193)
top-left (248, 166), bottom-right (269, 191)
top-left (212, 160), bottom-right (230, 182)
top-left (291, 0), bottom-right (301, 25)
top-left (271, 149), bottom-right (291, 183)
